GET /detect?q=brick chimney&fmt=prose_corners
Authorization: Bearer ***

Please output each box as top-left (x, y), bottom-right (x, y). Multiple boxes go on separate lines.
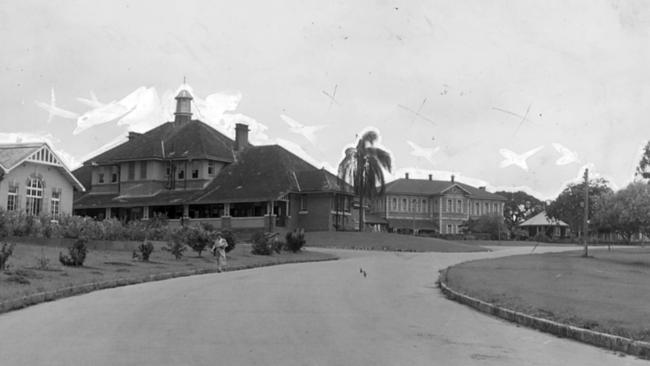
top-left (428, 174), bottom-right (432, 181)
top-left (451, 174), bottom-right (455, 183)
top-left (234, 123), bottom-right (250, 152)
top-left (405, 172), bottom-right (409, 180)
top-left (479, 186), bottom-right (486, 191)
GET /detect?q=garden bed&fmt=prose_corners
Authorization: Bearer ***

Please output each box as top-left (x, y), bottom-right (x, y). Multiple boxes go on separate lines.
top-left (0, 240), bottom-right (336, 312)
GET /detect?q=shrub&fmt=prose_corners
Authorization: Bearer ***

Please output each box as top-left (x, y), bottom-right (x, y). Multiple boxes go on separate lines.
top-left (532, 231), bottom-right (549, 243)
top-left (134, 240), bottom-right (155, 262)
top-left (34, 247), bottom-right (50, 270)
top-left (0, 241), bottom-right (16, 270)
top-left (251, 231), bottom-right (272, 255)
top-left (185, 226), bottom-right (213, 257)
top-left (59, 237), bottom-right (88, 266)
top-left (145, 214), bottom-right (171, 241)
top-left (285, 229), bottom-right (306, 253)
top-left (221, 230), bottom-right (237, 253)
top-left (163, 230), bottom-right (188, 260)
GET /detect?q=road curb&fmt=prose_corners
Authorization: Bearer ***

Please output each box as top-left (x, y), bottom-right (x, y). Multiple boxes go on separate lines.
top-left (0, 256), bottom-right (336, 316)
top-left (438, 267), bottom-right (650, 359)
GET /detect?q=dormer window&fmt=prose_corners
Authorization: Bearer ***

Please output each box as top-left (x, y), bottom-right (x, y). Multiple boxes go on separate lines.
top-left (208, 162), bottom-right (215, 176)
top-left (98, 173), bottom-right (105, 184)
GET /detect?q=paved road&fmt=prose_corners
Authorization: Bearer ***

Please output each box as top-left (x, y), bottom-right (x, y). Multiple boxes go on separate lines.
top-left (0, 246), bottom-right (646, 365)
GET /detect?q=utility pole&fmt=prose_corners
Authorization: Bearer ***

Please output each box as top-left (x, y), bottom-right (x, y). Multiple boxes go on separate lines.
top-left (583, 168), bottom-right (589, 257)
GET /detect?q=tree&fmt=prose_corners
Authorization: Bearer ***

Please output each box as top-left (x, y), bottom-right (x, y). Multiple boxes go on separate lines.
top-left (495, 190), bottom-right (544, 234)
top-left (635, 141), bottom-right (650, 182)
top-left (338, 131), bottom-right (392, 232)
top-left (546, 177), bottom-right (612, 238)
top-left (592, 182), bottom-right (650, 243)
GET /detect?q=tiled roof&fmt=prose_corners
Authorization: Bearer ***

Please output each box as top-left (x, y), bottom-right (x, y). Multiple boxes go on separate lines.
top-left (72, 165), bottom-right (93, 194)
top-left (519, 211), bottom-right (569, 227)
top-left (295, 169), bottom-right (354, 193)
top-left (384, 178), bottom-right (505, 201)
top-left (0, 143), bottom-right (42, 171)
top-left (194, 145), bottom-right (321, 203)
top-left (86, 120), bottom-right (235, 165)
top-left (74, 190), bottom-right (203, 209)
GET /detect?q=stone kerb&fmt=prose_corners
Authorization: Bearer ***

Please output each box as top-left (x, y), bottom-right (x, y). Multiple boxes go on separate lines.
top-left (438, 267), bottom-right (650, 359)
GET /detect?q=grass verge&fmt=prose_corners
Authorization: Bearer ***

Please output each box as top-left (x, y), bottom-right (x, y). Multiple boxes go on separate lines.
top-left (445, 247), bottom-right (650, 342)
top-left (0, 241), bottom-right (336, 311)
top-left (307, 231), bottom-right (487, 252)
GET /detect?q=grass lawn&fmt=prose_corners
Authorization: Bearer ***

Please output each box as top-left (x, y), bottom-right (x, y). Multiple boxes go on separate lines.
top-left (445, 247), bottom-right (650, 341)
top-left (0, 241), bottom-right (336, 304)
top-left (307, 231), bottom-right (487, 252)
top-left (459, 239), bottom-right (579, 248)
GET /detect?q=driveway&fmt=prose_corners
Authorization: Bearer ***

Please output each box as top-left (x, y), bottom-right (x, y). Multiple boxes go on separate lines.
top-left (0, 246), bottom-right (645, 365)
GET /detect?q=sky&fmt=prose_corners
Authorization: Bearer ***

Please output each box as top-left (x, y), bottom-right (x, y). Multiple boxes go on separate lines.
top-left (2, 0), bottom-right (650, 200)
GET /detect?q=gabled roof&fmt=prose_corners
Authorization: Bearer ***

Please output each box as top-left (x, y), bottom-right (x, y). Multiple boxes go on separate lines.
top-left (194, 145), bottom-right (320, 203)
top-left (86, 120), bottom-right (235, 165)
top-left (519, 211), bottom-right (569, 227)
top-left (384, 178), bottom-right (505, 201)
top-left (0, 143), bottom-right (85, 191)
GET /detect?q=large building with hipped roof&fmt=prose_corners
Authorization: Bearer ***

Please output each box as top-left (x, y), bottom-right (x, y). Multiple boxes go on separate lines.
top-left (0, 142), bottom-right (85, 216)
top-left (72, 89), bottom-right (355, 233)
top-left (369, 173), bottom-right (506, 234)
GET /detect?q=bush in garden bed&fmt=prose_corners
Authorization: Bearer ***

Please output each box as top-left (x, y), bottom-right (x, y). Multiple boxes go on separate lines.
top-left (59, 237), bottom-right (88, 266)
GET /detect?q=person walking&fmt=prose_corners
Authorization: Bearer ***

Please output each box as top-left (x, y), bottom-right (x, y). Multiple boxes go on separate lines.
top-left (213, 232), bottom-right (228, 272)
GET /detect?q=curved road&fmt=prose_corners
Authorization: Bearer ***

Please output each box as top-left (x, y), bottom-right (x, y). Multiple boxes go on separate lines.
top-left (0, 247), bottom-right (645, 365)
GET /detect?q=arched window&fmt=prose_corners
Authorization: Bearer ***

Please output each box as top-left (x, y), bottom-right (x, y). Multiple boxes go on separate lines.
top-left (391, 198), bottom-right (397, 211)
top-left (26, 178), bottom-right (43, 215)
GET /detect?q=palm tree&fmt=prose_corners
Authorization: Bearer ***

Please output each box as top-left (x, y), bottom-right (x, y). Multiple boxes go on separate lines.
top-left (338, 131), bottom-right (392, 232)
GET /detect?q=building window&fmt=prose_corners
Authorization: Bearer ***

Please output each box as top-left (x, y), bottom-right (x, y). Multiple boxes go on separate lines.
top-left (457, 199), bottom-right (462, 213)
top-left (7, 185), bottom-right (18, 211)
top-left (208, 162), bottom-right (215, 176)
top-left (128, 162), bottom-right (135, 180)
top-left (402, 198), bottom-right (407, 212)
top-left (412, 198), bottom-right (417, 212)
top-left (165, 167), bottom-right (171, 177)
top-left (192, 169), bottom-right (199, 179)
top-left (484, 202), bottom-right (489, 214)
top-left (447, 224), bottom-right (452, 234)
top-left (422, 199), bottom-right (427, 213)
top-left (178, 169), bottom-right (185, 180)
top-left (447, 199), bottom-right (452, 212)
top-left (493, 203), bottom-right (498, 213)
top-left (300, 195), bottom-right (307, 211)
top-left (112, 173), bottom-right (118, 183)
top-left (140, 162), bottom-right (147, 179)
top-left (475, 202), bottom-right (479, 215)
top-left (25, 178), bottom-right (43, 215)
top-left (98, 173), bottom-right (104, 184)
top-left (391, 198), bottom-right (397, 210)
top-left (51, 190), bottom-right (61, 217)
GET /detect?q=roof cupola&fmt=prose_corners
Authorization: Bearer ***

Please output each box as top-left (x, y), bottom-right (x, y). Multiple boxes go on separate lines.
top-left (174, 89), bottom-right (193, 124)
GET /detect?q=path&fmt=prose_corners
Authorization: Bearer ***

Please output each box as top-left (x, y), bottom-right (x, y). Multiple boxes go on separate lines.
top-left (0, 246), bottom-right (645, 365)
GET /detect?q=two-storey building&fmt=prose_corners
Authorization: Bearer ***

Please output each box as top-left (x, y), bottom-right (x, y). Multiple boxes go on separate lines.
top-left (72, 89), bottom-right (355, 233)
top-left (370, 173), bottom-right (506, 234)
